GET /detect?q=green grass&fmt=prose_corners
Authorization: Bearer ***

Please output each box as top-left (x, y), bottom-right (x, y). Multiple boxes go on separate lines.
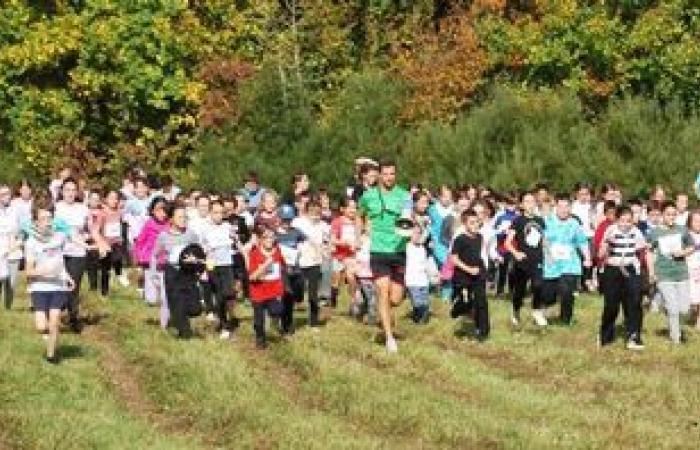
top-left (1, 282), bottom-right (700, 449)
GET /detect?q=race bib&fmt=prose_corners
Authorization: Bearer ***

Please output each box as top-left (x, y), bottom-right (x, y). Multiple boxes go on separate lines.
top-left (280, 246), bottom-right (299, 266)
top-left (525, 227), bottom-right (542, 248)
top-left (168, 244), bottom-right (186, 265)
top-left (262, 262), bottom-right (280, 281)
top-left (105, 221), bottom-right (122, 238)
top-left (341, 224), bottom-right (356, 244)
top-left (550, 243), bottom-right (571, 261)
top-left (658, 234), bottom-right (682, 257)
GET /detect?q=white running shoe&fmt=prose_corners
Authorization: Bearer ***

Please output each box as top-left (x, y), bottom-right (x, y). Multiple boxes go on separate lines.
top-left (219, 330), bottom-right (231, 340)
top-left (386, 336), bottom-right (398, 354)
top-left (206, 312), bottom-right (217, 323)
top-left (118, 274), bottom-right (130, 288)
top-left (510, 309), bottom-right (521, 327)
top-left (532, 309), bottom-right (548, 327)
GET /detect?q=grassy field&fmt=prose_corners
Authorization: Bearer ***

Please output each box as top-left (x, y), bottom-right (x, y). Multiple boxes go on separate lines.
top-left (1, 283), bottom-right (700, 450)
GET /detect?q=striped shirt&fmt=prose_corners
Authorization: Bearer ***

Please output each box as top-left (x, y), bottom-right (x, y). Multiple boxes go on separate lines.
top-left (602, 224), bottom-right (646, 269)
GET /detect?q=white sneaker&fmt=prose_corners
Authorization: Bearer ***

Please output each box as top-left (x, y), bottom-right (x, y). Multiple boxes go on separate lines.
top-left (206, 312), bottom-right (217, 323)
top-left (510, 309), bottom-right (520, 327)
top-left (118, 274), bottom-right (130, 287)
top-left (386, 336), bottom-right (398, 354)
top-left (219, 330), bottom-right (231, 340)
top-left (626, 340), bottom-right (644, 351)
top-left (41, 333), bottom-right (49, 341)
top-left (532, 309), bottom-right (548, 327)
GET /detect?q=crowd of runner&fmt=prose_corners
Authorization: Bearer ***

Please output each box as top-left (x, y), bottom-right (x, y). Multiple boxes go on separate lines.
top-left (2, 158), bottom-right (700, 363)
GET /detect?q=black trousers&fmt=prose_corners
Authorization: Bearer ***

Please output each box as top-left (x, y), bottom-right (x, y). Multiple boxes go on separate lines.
top-left (253, 298), bottom-right (283, 344)
top-left (471, 282), bottom-right (489, 336)
top-left (86, 249), bottom-right (100, 292)
top-left (454, 281), bottom-right (489, 336)
top-left (511, 262), bottom-right (544, 313)
top-left (200, 278), bottom-right (214, 314)
top-left (103, 244), bottom-right (125, 296)
top-left (1, 278), bottom-right (14, 310)
top-left (600, 266), bottom-right (643, 344)
top-left (233, 254), bottom-right (249, 299)
top-left (496, 253), bottom-right (514, 295)
top-left (164, 266), bottom-right (196, 338)
top-left (64, 256), bottom-right (86, 323)
top-left (282, 272), bottom-right (304, 333)
top-left (301, 266), bottom-right (321, 326)
top-left (543, 275), bottom-right (578, 324)
top-left (210, 265), bottom-right (235, 330)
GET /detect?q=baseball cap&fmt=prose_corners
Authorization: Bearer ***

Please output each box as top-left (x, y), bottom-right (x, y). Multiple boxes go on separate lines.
top-left (279, 204), bottom-right (296, 221)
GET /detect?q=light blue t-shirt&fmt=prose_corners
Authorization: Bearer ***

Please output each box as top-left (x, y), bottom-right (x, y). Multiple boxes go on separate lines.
top-left (543, 215), bottom-right (588, 279)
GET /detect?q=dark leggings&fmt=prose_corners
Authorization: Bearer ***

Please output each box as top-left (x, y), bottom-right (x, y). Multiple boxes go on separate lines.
top-left (87, 246), bottom-right (124, 295)
top-left (211, 266), bottom-right (235, 330)
top-left (511, 263), bottom-right (544, 313)
top-left (600, 266), bottom-right (642, 344)
top-left (282, 272), bottom-right (304, 333)
top-left (301, 266), bottom-right (321, 326)
top-left (253, 298), bottom-right (283, 345)
top-left (543, 275), bottom-right (578, 324)
top-left (64, 256), bottom-right (86, 323)
top-left (496, 253), bottom-right (514, 296)
top-left (164, 266), bottom-right (197, 338)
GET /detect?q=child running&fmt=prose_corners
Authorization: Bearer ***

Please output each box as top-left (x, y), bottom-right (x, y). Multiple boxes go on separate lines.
top-left (248, 225), bottom-right (286, 349)
top-left (25, 200), bottom-right (75, 363)
top-left (598, 205), bottom-right (646, 350)
top-left (646, 201), bottom-right (694, 344)
top-left (451, 209), bottom-right (490, 341)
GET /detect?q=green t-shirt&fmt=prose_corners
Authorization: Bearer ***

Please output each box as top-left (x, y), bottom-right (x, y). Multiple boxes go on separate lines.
top-left (359, 185), bottom-right (410, 254)
top-left (647, 225), bottom-right (693, 282)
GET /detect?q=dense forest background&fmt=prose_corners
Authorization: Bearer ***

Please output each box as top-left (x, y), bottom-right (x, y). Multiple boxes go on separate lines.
top-left (1, 0), bottom-right (700, 195)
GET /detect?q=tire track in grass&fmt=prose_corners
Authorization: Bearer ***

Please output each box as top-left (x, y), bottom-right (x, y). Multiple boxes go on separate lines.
top-left (80, 308), bottom-right (213, 449)
top-left (235, 329), bottom-right (511, 449)
top-left (96, 297), bottom-right (387, 449)
top-left (232, 339), bottom-right (421, 450)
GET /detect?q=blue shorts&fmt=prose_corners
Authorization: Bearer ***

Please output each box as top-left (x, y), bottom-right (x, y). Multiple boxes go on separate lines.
top-left (31, 292), bottom-right (67, 312)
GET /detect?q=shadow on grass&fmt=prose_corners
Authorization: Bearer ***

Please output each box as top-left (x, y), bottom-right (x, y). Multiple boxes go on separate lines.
top-left (58, 344), bottom-right (85, 360)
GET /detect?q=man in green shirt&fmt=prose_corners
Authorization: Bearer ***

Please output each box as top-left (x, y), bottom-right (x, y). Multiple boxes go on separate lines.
top-left (356, 159), bottom-right (411, 353)
top-left (646, 201), bottom-right (695, 344)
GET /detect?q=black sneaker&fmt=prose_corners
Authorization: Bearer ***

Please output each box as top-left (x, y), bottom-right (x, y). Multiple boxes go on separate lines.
top-left (450, 300), bottom-right (469, 319)
top-left (70, 320), bottom-right (82, 334)
top-left (45, 355), bottom-right (59, 365)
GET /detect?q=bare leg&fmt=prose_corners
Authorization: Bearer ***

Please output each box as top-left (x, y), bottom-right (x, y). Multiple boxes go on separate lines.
top-left (375, 276), bottom-right (392, 339)
top-left (47, 309), bottom-right (61, 358)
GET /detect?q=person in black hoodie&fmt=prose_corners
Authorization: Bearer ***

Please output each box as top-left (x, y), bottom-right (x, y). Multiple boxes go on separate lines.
top-left (451, 209), bottom-right (490, 341)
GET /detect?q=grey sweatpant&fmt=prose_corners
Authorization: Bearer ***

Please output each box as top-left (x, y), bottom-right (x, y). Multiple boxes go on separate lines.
top-left (657, 281), bottom-right (690, 343)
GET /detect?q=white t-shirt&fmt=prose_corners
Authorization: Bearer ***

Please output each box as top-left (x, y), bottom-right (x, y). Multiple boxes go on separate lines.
top-left (291, 216), bottom-right (330, 268)
top-left (202, 222), bottom-right (234, 266)
top-left (572, 201), bottom-right (594, 238)
top-left (0, 205), bottom-right (20, 260)
top-left (405, 243), bottom-right (430, 288)
top-left (54, 201), bottom-right (89, 257)
top-left (25, 233), bottom-right (68, 292)
top-left (188, 214), bottom-right (212, 242)
top-left (10, 198), bottom-right (32, 229)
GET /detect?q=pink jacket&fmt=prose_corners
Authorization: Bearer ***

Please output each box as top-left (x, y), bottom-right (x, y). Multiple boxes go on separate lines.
top-left (132, 218), bottom-right (169, 266)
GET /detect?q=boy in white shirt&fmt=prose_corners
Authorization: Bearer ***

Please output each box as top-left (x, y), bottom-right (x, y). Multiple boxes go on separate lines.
top-left (292, 201), bottom-right (330, 328)
top-left (405, 226), bottom-right (438, 324)
top-left (201, 200), bottom-right (237, 339)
